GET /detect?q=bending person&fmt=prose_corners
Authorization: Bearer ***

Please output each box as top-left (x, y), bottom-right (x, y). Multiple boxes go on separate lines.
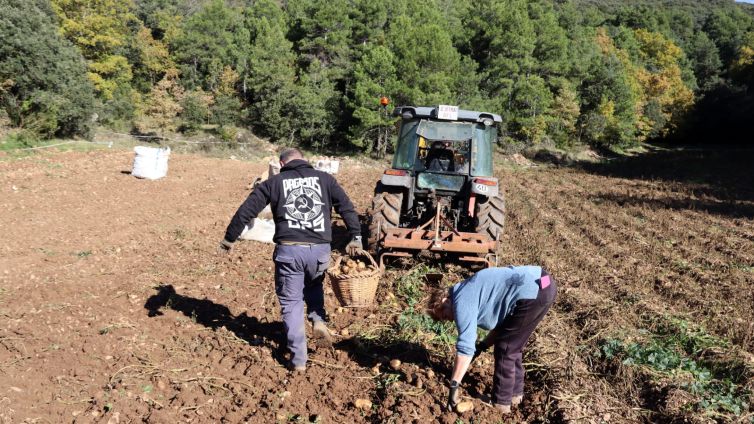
top-left (428, 266), bottom-right (557, 414)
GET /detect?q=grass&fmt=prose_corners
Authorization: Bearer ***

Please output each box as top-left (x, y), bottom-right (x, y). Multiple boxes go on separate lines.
top-left (598, 317), bottom-right (751, 417)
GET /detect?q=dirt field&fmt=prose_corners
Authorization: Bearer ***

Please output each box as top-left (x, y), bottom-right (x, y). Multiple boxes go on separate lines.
top-left (1, 147), bottom-right (752, 423)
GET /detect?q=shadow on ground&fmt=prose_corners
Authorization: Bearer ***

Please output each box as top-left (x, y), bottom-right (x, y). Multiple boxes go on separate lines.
top-left (577, 146), bottom-right (754, 219)
top-left (144, 285), bottom-right (288, 364)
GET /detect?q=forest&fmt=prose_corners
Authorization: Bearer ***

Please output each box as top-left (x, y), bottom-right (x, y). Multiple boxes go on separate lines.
top-left (2, 0), bottom-right (754, 154)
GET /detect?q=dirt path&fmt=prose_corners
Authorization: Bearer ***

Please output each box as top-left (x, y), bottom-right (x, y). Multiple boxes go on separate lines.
top-left (0, 149), bottom-right (752, 423)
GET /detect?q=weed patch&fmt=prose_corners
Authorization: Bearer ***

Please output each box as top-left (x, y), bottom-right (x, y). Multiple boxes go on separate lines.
top-left (598, 318), bottom-right (751, 417)
top-left (354, 265), bottom-right (457, 357)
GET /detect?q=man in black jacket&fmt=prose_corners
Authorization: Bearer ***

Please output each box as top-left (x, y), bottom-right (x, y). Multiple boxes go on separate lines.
top-left (219, 148), bottom-right (362, 371)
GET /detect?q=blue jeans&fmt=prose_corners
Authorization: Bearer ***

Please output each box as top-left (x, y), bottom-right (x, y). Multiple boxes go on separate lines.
top-left (273, 243), bottom-right (330, 367)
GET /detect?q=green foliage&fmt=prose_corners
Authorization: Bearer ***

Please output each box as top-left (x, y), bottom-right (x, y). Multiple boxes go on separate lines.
top-left (3, 0), bottom-right (754, 148)
top-left (51, 0), bottom-right (137, 100)
top-left (179, 89), bottom-right (212, 134)
top-left (394, 264), bottom-right (434, 307)
top-left (390, 265), bottom-right (456, 350)
top-left (0, 131), bottom-right (42, 151)
top-left (244, 2), bottom-right (298, 141)
top-left (210, 94), bottom-right (242, 129)
top-left (396, 309), bottom-right (456, 350)
top-left (172, 0), bottom-right (249, 91)
top-left (0, 0), bottom-right (95, 138)
top-left (599, 318), bottom-right (751, 417)
top-left (350, 44), bottom-right (396, 154)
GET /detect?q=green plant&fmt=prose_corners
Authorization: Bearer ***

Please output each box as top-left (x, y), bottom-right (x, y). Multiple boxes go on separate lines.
top-left (76, 250), bottom-right (92, 258)
top-left (598, 319), bottom-right (751, 417)
top-left (0, 131), bottom-right (40, 151)
top-left (394, 264), bottom-right (434, 307)
top-left (396, 308), bottom-right (456, 349)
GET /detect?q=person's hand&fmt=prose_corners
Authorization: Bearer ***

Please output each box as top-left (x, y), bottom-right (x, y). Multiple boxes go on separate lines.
top-left (472, 341), bottom-right (491, 362)
top-left (447, 380), bottom-right (461, 410)
top-left (217, 239), bottom-right (233, 255)
top-left (346, 236), bottom-right (363, 256)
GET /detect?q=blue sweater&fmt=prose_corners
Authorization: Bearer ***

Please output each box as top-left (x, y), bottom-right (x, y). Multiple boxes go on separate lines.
top-left (451, 266), bottom-right (542, 356)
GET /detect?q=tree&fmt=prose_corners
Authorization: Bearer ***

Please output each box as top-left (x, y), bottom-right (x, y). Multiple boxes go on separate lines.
top-left (50, 0), bottom-right (137, 100)
top-left (0, 0), bottom-right (95, 138)
top-left (172, 0), bottom-right (250, 91)
top-left (130, 25), bottom-right (174, 91)
top-left (581, 28), bottom-right (641, 147)
top-left (350, 44), bottom-right (397, 155)
top-left (179, 89), bottom-right (213, 134)
top-left (731, 32), bottom-right (754, 87)
top-left (291, 60), bottom-right (339, 150)
top-left (289, 0), bottom-right (354, 78)
top-left (387, 13), bottom-right (463, 106)
top-left (244, 2), bottom-right (299, 141)
top-left (689, 31), bottom-right (723, 92)
top-left (137, 68), bottom-right (184, 135)
top-left (549, 82), bottom-right (581, 147)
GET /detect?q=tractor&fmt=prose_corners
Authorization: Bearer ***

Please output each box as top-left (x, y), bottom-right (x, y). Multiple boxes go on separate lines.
top-left (368, 105), bottom-right (505, 268)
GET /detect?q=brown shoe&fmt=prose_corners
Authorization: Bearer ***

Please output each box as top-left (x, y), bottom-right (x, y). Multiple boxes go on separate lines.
top-left (312, 320), bottom-right (333, 347)
top-left (511, 395), bottom-right (523, 407)
top-left (494, 404), bottom-right (512, 414)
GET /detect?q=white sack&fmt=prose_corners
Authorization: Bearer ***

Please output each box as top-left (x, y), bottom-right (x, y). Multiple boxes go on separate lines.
top-left (239, 218), bottom-right (275, 243)
top-left (132, 146), bottom-right (170, 180)
top-left (313, 159), bottom-right (340, 174)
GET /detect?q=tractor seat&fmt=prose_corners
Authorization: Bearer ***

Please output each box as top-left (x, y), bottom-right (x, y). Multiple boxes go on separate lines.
top-left (426, 142), bottom-right (455, 172)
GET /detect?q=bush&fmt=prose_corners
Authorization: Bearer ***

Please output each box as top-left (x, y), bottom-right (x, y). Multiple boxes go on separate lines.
top-left (179, 92), bottom-right (211, 134)
top-left (0, 130), bottom-right (41, 151)
top-left (210, 94), bottom-right (243, 128)
top-left (0, 0), bottom-right (95, 139)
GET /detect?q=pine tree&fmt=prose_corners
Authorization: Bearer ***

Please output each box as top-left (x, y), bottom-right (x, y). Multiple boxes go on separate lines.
top-left (172, 0), bottom-right (250, 91)
top-left (244, 1), bottom-right (298, 141)
top-left (350, 44), bottom-right (397, 155)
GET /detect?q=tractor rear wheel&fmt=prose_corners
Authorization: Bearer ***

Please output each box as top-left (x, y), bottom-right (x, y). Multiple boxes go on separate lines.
top-left (368, 184), bottom-right (403, 252)
top-left (476, 193), bottom-right (505, 241)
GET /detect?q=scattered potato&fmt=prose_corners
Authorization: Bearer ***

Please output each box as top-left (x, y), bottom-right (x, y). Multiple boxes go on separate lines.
top-left (456, 401), bottom-right (474, 413)
top-left (354, 398), bottom-right (372, 410)
top-left (389, 359), bottom-right (401, 370)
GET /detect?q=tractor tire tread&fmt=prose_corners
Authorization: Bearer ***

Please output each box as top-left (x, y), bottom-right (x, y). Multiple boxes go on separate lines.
top-left (476, 194), bottom-right (505, 241)
top-left (368, 187), bottom-right (402, 252)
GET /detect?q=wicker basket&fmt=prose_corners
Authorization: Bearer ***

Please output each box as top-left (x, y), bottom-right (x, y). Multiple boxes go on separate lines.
top-left (327, 250), bottom-right (381, 307)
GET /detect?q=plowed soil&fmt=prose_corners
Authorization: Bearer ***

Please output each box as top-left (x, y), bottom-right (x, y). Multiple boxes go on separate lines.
top-left (1, 147), bottom-right (752, 423)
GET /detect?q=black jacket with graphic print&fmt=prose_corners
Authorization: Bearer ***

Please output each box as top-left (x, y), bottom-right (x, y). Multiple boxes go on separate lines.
top-left (224, 159), bottom-right (361, 245)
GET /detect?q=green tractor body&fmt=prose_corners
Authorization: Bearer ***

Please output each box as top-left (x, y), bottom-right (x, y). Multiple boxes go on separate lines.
top-left (369, 105), bottom-right (505, 267)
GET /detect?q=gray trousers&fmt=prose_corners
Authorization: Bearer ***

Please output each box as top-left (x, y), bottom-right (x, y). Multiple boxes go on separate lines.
top-left (273, 243), bottom-right (330, 367)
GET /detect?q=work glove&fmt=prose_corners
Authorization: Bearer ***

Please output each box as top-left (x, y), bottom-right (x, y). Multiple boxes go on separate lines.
top-left (447, 380), bottom-right (461, 410)
top-left (346, 236), bottom-right (363, 256)
top-left (472, 341), bottom-right (491, 362)
top-left (217, 239), bottom-right (233, 255)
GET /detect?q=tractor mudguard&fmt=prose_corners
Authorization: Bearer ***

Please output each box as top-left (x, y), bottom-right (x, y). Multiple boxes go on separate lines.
top-left (471, 177), bottom-right (499, 197)
top-left (380, 173), bottom-right (412, 189)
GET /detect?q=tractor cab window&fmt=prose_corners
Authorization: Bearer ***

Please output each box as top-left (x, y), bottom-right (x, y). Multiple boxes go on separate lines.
top-left (414, 120), bottom-right (473, 174)
top-left (470, 123), bottom-right (495, 176)
top-left (419, 139), bottom-right (470, 173)
top-left (392, 119), bottom-right (420, 170)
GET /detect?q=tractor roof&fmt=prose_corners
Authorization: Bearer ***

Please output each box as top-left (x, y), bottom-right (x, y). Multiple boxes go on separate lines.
top-left (393, 106), bottom-right (502, 124)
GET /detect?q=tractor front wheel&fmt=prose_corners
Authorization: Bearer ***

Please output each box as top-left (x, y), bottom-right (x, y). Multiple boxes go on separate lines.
top-left (368, 184), bottom-right (403, 252)
top-left (476, 193), bottom-right (505, 241)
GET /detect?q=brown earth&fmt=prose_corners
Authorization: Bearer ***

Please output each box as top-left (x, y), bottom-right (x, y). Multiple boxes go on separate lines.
top-left (0, 147), bottom-right (752, 424)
